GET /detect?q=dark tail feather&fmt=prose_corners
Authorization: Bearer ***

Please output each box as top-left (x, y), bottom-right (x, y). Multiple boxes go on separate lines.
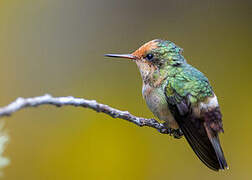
top-left (177, 116), bottom-right (228, 171)
top-left (208, 131), bottom-right (228, 170)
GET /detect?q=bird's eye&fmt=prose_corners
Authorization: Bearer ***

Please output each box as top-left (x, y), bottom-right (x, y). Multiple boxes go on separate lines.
top-left (146, 53), bottom-right (154, 61)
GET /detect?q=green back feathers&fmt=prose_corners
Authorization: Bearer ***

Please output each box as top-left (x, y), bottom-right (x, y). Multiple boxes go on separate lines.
top-left (164, 64), bottom-right (213, 104)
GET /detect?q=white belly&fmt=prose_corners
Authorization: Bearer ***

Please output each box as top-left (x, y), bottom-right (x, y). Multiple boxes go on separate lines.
top-left (142, 84), bottom-right (179, 129)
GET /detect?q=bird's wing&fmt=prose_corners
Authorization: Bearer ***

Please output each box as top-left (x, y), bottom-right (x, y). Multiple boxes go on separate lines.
top-left (165, 66), bottom-right (228, 171)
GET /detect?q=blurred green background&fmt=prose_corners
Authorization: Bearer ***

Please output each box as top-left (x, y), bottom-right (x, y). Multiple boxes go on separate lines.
top-left (0, 0), bottom-right (251, 179)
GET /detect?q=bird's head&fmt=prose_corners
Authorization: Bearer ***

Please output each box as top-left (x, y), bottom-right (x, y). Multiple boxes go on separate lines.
top-left (105, 39), bottom-right (185, 84)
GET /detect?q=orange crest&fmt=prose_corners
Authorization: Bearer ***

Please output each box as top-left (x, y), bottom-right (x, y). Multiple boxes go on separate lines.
top-left (132, 39), bottom-right (159, 59)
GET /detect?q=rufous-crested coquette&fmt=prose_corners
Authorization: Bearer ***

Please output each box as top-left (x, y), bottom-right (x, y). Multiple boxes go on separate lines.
top-left (105, 39), bottom-right (228, 171)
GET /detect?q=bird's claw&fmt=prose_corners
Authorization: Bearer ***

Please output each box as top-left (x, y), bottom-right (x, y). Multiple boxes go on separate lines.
top-left (171, 129), bottom-right (183, 139)
top-left (158, 126), bottom-right (183, 139)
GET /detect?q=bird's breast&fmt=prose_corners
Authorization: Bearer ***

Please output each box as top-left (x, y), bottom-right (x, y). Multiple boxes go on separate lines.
top-left (142, 84), bottom-right (179, 129)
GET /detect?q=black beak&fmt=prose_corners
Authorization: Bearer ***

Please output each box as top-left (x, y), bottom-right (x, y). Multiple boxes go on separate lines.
top-left (104, 54), bottom-right (136, 60)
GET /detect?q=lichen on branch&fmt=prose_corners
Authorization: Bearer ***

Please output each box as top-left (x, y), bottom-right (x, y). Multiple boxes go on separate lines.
top-left (0, 94), bottom-right (172, 134)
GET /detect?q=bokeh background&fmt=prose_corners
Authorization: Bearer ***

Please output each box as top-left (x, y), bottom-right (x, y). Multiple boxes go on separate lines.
top-left (0, 0), bottom-right (251, 179)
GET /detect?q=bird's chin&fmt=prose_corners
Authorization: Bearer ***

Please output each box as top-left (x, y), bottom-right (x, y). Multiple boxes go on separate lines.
top-left (135, 58), bottom-right (144, 62)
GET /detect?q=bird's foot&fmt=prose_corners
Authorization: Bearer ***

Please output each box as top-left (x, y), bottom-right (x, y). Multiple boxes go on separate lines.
top-left (170, 129), bottom-right (183, 139)
top-left (158, 124), bottom-right (183, 139)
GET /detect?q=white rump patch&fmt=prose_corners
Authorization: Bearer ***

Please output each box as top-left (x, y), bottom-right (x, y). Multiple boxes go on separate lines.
top-left (199, 95), bottom-right (219, 110)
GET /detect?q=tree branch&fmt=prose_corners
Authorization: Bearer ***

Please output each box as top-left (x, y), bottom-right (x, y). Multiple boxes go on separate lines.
top-left (0, 94), bottom-right (174, 134)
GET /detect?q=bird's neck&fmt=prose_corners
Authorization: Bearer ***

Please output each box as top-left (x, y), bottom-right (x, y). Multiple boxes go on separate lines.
top-left (136, 65), bottom-right (165, 88)
top-left (138, 62), bottom-right (187, 88)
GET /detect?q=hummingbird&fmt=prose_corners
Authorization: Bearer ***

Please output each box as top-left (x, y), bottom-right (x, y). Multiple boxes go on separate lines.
top-left (105, 39), bottom-right (228, 171)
